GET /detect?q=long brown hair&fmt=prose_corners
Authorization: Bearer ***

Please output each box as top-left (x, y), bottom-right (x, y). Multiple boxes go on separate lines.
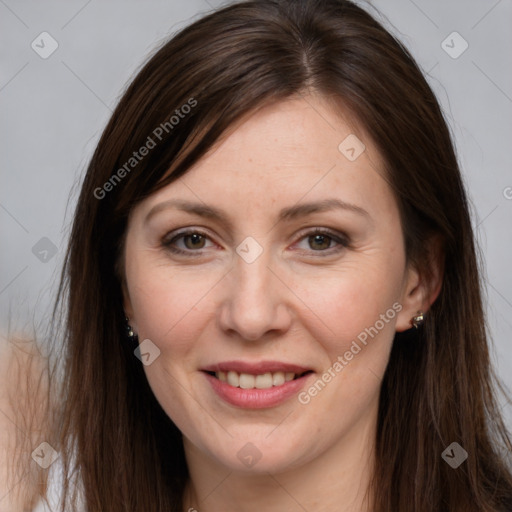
top-left (31, 0), bottom-right (512, 510)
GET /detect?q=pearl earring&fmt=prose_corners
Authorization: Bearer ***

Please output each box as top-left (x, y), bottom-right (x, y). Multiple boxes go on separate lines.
top-left (125, 316), bottom-right (137, 340)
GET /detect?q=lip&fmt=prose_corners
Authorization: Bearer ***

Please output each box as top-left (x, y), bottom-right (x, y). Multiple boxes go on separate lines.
top-left (201, 360), bottom-right (314, 409)
top-left (201, 360), bottom-right (312, 375)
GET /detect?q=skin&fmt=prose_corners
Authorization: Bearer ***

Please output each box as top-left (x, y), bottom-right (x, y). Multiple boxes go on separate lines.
top-left (122, 94), bottom-right (441, 512)
top-left (0, 335), bottom-right (48, 512)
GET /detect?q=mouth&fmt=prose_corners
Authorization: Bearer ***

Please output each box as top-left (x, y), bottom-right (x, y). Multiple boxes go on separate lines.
top-left (200, 361), bottom-right (315, 409)
top-left (204, 369), bottom-right (314, 389)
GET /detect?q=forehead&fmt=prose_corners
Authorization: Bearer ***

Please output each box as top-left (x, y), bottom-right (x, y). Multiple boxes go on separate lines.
top-left (197, 95), bottom-right (371, 172)
top-left (136, 95), bottom-right (396, 222)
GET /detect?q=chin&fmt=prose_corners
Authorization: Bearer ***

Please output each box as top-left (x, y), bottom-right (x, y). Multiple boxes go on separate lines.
top-left (200, 431), bottom-right (317, 475)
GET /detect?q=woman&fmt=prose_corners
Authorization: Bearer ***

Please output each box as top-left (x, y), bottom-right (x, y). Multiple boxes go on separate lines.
top-left (8, 0), bottom-right (512, 510)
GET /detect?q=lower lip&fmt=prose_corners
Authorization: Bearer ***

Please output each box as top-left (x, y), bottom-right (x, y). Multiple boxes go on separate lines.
top-left (203, 372), bottom-right (313, 409)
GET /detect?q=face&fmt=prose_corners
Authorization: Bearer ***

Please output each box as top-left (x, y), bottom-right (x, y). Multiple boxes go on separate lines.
top-left (122, 95), bottom-right (423, 474)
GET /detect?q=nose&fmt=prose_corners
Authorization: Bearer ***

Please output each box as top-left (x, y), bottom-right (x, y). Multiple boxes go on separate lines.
top-left (217, 247), bottom-right (293, 342)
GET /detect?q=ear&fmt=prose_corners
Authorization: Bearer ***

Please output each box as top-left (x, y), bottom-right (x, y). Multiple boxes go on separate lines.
top-left (395, 234), bottom-right (444, 332)
top-left (117, 254), bottom-right (135, 329)
top-left (121, 278), bottom-right (139, 336)
top-left (121, 277), bottom-right (134, 321)
top-left (115, 245), bottom-right (136, 324)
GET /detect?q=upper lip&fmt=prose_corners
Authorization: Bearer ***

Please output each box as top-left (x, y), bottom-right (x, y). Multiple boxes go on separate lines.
top-left (201, 360), bottom-right (313, 375)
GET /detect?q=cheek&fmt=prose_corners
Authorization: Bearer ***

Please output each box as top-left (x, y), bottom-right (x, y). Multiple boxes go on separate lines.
top-left (294, 270), bottom-right (399, 436)
top-left (293, 260), bottom-right (403, 345)
top-left (127, 256), bottom-right (219, 349)
top-left (125, 262), bottom-right (217, 431)
top-left (287, 251), bottom-right (405, 404)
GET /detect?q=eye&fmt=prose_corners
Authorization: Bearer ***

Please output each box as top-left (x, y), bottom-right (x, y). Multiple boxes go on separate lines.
top-left (162, 227), bottom-right (349, 258)
top-left (162, 229), bottom-right (215, 255)
top-left (293, 228), bottom-right (349, 255)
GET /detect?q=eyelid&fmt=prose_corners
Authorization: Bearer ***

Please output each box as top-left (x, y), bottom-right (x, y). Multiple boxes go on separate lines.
top-left (163, 227), bottom-right (212, 242)
top-left (294, 226), bottom-right (349, 242)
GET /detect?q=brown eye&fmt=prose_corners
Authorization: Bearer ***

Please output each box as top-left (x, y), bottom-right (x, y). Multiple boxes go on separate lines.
top-left (162, 229), bottom-right (214, 255)
top-left (308, 234), bottom-right (333, 251)
top-left (294, 228), bottom-right (349, 256)
top-left (183, 233), bottom-right (206, 250)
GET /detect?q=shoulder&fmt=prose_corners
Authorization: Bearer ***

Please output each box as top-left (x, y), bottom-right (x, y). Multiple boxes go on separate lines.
top-left (0, 333), bottom-right (49, 512)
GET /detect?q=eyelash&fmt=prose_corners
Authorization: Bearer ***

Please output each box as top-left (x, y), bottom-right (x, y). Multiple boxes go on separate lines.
top-left (161, 228), bottom-right (350, 258)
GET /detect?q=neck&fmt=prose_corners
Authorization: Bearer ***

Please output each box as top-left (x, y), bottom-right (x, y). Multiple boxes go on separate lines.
top-left (182, 408), bottom-right (377, 512)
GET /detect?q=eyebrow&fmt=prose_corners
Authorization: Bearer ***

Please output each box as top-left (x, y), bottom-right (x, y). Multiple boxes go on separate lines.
top-left (144, 198), bottom-right (370, 227)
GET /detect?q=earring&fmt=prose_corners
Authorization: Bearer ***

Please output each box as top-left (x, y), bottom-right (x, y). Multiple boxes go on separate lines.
top-left (412, 311), bottom-right (424, 329)
top-left (125, 316), bottom-right (137, 340)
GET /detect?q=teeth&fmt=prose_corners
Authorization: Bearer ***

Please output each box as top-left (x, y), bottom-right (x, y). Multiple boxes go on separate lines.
top-left (239, 373), bottom-right (255, 389)
top-left (272, 372), bottom-right (285, 386)
top-left (215, 370), bottom-right (304, 389)
top-left (227, 371), bottom-right (239, 387)
top-left (255, 373), bottom-right (273, 389)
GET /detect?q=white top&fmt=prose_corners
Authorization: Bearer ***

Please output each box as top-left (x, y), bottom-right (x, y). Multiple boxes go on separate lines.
top-left (31, 457), bottom-right (86, 512)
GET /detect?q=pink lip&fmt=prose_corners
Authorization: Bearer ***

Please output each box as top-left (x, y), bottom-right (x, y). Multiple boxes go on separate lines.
top-left (202, 362), bottom-right (314, 409)
top-left (201, 360), bottom-right (312, 375)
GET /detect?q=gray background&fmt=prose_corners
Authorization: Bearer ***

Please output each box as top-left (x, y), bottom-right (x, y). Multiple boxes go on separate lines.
top-left (1, 0), bottom-right (511, 426)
